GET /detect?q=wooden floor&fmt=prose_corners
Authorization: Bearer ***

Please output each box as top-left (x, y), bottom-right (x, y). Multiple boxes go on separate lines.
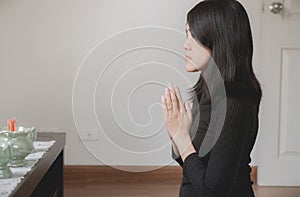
top-left (64, 166), bottom-right (300, 197)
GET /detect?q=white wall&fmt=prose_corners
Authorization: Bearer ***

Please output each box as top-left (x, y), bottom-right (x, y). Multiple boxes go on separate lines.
top-left (0, 0), bottom-right (262, 166)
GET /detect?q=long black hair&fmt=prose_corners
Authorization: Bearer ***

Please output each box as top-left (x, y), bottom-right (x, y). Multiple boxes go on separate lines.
top-left (186, 0), bottom-right (262, 108)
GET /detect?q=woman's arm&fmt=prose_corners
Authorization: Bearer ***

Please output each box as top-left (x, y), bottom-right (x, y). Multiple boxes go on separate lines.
top-left (182, 99), bottom-right (253, 196)
top-left (162, 84), bottom-right (254, 196)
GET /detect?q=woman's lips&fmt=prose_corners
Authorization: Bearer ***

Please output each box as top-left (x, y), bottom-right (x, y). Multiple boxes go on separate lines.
top-left (185, 55), bottom-right (191, 60)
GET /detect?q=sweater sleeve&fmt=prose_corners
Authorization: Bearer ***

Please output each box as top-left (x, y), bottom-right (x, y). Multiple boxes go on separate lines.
top-left (182, 98), bottom-right (253, 196)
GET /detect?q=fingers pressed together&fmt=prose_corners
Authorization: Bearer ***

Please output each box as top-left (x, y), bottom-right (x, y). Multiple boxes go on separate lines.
top-left (161, 83), bottom-right (186, 118)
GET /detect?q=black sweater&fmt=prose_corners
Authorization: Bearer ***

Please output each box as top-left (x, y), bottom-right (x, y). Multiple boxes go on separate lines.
top-left (172, 96), bottom-right (259, 197)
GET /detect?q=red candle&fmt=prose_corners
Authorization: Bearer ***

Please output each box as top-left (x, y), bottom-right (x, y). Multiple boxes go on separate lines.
top-left (12, 118), bottom-right (16, 131)
top-left (7, 118), bottom-right (17, 131)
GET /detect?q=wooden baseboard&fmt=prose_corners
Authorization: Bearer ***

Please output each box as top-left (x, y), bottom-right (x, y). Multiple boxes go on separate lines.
top-left (64, 165), bottom-right (257, 184)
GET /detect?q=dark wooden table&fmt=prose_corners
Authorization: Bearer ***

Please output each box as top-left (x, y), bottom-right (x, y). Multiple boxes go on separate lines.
top-left (10, 132), bottom-right (66, 197)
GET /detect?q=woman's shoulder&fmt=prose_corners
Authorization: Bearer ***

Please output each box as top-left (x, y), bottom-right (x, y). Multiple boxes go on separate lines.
top-left (194, 87), bottom-right (260, 115)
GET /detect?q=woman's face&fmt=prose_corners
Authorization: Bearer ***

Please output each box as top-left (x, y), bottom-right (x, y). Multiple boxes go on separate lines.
top-left (184, 24), bottom-right (211, 72)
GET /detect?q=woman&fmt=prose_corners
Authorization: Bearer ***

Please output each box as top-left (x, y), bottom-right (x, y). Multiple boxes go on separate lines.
top-left (161, 0), bottom-right (262, 196)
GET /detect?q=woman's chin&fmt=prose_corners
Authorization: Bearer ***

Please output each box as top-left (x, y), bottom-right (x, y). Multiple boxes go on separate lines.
top-left (185, 63), bottom-right (199, 72)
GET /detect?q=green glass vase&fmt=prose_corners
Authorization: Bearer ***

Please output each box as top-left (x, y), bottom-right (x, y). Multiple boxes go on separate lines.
top-left (0, 130), bottom-right (34, 167)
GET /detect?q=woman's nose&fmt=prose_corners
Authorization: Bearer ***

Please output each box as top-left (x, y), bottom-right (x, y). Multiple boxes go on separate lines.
top-left (184, 40), bottom-right (190, 51)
